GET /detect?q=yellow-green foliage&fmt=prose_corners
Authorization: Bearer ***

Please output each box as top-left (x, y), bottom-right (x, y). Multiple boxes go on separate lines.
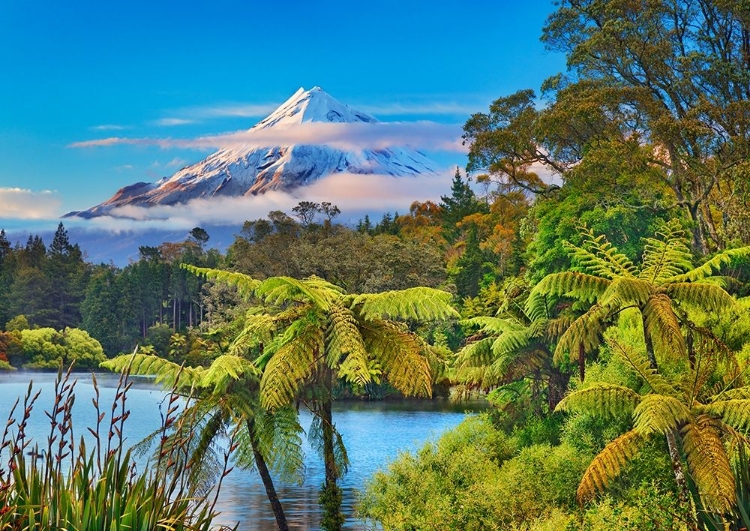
top-left (359, 415), bottom-right (592, 530)
top-left (20, 327), bottom-right (106, 369)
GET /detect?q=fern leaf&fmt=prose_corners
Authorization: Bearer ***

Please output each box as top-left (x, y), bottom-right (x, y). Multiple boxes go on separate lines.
top-left (681, 415), bottom-right (736, 513)
top-left (565, 226), bottom-right (636, 280)
top-left (642, 293), bottom-right (686, 362)
top-left (669, 246), bottom-right (750, 283)
top-left (361, 319), bottom-right (432, 398)
top-left (702, 399), bottom-right (750, 432)
top-left (554, 304), bottom-right (610, 365)
top-left (526, 272), bottom-right (611, 318)
top-left (639, 219), bottom-right (693, 284)
top-left (257, 276), bottom-right (341, 311)
top-left (250, 407), bottom-right (306, 485)
top-left (352, 287), bottom-right (458, 322)
top-left (326, 303), bottom-right (370, 386)
top-left (183, 265), bottom-right (260, 298)
top-left (260, 322), bottom-right (324, 410)
top-left (200, 355), bottom-right (258, 393)
top-left (633, 394), bottom-right (691, 435)
top-left (665, 282), bottom-right (739, 315)
top-left (460, 316), bottom-right (525, 335)
top-left (577, 430), bottom-right (646, 504)
top-left (555, 383), bottom-right (642, 418)
top-left (607, 338), bottom-right (676, 396)
top-left (101, 353), bottom-right (199, 389)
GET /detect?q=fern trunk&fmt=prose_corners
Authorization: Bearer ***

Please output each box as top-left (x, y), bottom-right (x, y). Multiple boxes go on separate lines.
top-left (643, 320), bottom-right (697, 528)
top-left (319, 367), bottom-right (344, 531)
top-left (246, 418), bottom-right (289, 531)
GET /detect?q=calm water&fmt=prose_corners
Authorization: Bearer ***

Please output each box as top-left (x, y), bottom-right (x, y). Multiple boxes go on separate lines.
top-left (0, 372), bottom-right (483, 530)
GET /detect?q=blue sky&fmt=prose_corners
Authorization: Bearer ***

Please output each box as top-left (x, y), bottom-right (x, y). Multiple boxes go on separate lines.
top-left (0, 0), bottom-right (565, 231)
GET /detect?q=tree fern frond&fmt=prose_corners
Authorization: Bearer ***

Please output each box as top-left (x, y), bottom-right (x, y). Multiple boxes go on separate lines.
top-left (257, 276), bottom-right (341, 311)
top-left (361, 319), bottom-right (432, 397)
top-left (639, 220), bottom-right (693, 284)
top-left (546, 316), bottom-right (574, 342)
top-left (556, 383), bottom-right (642, 418)
top-left (326, 303), bottom-right (370, 386)
top-left (669, 246), bottom-right (750, 283)
top-left (183, 264), bottom-right (260, 298)
top-left (607, 338), bottom-right (676, 396)
top-left (701, 399), bottom-right (750, 432)
top-left (710, 387), bottom-right (750, 402)
top-left (251, 406), bottom-right (306, 485)
top-left (554, 304), bottom-right (609, 365)
top-left (681, 415), bottom-right (736, 513)
top-left (602, 277), bottom-right (652, 306)
top-left (642, 293), bottom-right (686, 361)
top-left (526, 272), bottom-right (611, 317)
top-left (200, 355), bottom-right (258, 393)
top-left (260, 323), bottom-right (324, 410)
top-left (454, 339), bottom-right (498, 387)
top-left (352, 287), bottom-right (458, 322)
top-left (565, 226), bottom-right (636, 280)
top-left (101, 353), bottom-right (199, 389)
top-left (460, 316), bottom-right (525, 335)
top-left (665, 282), bottom-right (739, 315)
top-left (633, 394), bottom-right (691, 435)
top-left (491, 329), bottom-right (532, 359)
top-left (577, 430), bottom-right (646, 504)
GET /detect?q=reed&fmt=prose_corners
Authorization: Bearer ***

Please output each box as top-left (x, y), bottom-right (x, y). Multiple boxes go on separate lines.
top-left (0, 364), bottom-right (237, 530)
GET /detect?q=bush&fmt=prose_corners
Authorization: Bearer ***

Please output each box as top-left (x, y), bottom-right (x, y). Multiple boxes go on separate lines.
top-left (358, 415), bottom-right (515, 530)
top-left (18, 327), bottom-right (106, 369)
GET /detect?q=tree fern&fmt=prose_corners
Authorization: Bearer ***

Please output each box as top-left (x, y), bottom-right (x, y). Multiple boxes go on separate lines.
top-left (642, 293), bottom-right (686, 362)
top-left (565, 226), bottom-right (636, 280)
top-left (668, 247), bottom-right (750, 283)
top-left (702, 399), bottom-right (750, 432)
top-left (260, 323), bottom-right (323, 410)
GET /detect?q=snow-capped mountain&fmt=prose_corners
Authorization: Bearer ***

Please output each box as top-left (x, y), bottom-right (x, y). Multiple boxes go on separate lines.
top-left (69, 87), bottom-right (439, 219)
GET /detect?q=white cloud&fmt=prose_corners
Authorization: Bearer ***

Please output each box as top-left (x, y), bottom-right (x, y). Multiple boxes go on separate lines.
top-left (0, 188), bottom-right (62, 219)
top-left (91, 124), bottom-right (128, 131)
top-left (69, 121), bottom-right (466, 153)
top-left (73, 169), bottom-right (455, 232)
top-left (152, 118), bottom-right (195, 127)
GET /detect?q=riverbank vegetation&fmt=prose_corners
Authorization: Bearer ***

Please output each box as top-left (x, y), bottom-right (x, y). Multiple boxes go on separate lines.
top-left (0, 0), bottom-right (749, 529)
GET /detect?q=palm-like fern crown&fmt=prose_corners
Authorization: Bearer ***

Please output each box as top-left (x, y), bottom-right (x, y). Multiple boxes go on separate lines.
top-left (556, 336), bottom-right (750, 514)
top-left (526, 220), bottom-right (748, 366)
top-left (184, 268), bottom-right (458, 411)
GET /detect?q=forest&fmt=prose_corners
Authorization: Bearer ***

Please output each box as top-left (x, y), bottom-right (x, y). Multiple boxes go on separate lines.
top-left (1, 0), bottom-right (750, 529)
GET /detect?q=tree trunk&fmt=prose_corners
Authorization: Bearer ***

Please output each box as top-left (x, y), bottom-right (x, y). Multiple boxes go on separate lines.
top-left (643, 317), bottom-right (697, 528)
top-left (578, 342), bottom-right (586, 382)
top-left (246, 418), bottom-right (289, 531)
top-left (319, 367), bottom-right (344, 531)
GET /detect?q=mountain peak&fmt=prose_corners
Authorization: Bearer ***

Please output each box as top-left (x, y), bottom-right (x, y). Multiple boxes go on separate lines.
top-left (254, 86), bottom-right (376, 129)
top-left (69, 87), bottom-right (438, 219)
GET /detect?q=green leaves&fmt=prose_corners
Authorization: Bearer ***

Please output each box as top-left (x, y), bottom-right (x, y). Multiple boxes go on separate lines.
top-left (352, 287), bottom-right (458, 322)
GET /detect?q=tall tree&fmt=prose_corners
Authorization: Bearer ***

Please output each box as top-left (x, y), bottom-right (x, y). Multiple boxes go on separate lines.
top-left (541, 0), bottom-right (750, 252)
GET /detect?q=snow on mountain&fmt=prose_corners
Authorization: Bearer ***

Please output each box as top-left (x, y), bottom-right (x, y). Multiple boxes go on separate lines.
top-left (69, 87), bottom-right (439, 219)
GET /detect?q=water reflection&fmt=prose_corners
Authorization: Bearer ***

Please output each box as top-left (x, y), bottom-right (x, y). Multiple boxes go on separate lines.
top-left (0, 372), bottom-right (485, 530)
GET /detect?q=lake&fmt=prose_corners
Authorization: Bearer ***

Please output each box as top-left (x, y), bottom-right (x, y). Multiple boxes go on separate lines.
top-left (0, 372), bottom-right (484, 530)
